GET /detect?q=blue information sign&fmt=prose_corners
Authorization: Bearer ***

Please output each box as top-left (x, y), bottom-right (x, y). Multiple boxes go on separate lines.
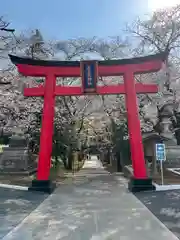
top-left (81, 61), bottom-right (98, 94)
top-left (156, 143), bottom-right (166, 161)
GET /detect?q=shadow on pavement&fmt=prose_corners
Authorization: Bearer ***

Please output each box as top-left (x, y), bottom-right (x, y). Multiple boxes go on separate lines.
top-left (135, 190), bottom-right (180, 239)
top-left (0, 187), bottom-right (48, 239)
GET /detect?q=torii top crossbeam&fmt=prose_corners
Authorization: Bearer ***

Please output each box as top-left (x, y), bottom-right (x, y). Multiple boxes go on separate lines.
top-left (9, 52), bottom-right (167, 193)
top-left (10, 52), bottom-right (166, 76)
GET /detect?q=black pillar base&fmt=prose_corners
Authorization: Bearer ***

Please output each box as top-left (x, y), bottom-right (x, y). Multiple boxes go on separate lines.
top-left (28, 180), bottom-right (56, 194)
top-left (128, 177), bottom-right (156, 192)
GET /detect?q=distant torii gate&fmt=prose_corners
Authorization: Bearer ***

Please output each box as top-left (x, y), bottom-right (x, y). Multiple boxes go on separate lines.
top-left (9, 53), bottom-right (167, 193)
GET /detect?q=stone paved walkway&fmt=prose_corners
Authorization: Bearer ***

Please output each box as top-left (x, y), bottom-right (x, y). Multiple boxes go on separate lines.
top-left (1, 156), bottom-right (179, 240)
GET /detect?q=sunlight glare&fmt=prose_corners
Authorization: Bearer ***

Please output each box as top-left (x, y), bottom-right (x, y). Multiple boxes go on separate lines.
top-left (148, 0), bottom-right (180, 11)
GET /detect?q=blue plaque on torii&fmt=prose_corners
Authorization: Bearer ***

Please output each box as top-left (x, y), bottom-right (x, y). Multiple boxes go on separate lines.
top-left (81, 61), bottom-right (98, 94)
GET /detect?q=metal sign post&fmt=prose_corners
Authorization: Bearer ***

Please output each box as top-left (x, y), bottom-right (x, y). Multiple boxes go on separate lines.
top-left (160, 158), bottom-right (164, 185)
top-left (156, 143), bottom-right (166, 185)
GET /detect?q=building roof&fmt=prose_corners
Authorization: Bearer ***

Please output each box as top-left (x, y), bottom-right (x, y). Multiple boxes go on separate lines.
top-left (142, 132), bottom-right (171, 141)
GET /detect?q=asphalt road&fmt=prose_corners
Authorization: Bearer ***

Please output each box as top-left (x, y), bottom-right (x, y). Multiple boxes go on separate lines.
top-left (0, 188), bottom-right (47, 239)
top-left (135, 189), bottom-right (180, 239)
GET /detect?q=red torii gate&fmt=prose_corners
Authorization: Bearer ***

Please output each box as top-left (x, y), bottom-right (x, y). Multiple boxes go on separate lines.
top-left (9, 53), bottom-right (167, 193)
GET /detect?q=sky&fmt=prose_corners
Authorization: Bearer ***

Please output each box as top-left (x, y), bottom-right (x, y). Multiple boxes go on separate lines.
top-left (1, 0), bottom-right (180, 40)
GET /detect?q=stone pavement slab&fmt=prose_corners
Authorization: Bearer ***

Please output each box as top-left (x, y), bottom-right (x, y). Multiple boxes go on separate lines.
top-left (0, 188), bottom-right (48, 239)
top-left (1, 156), bottom-right (179, 240)
top-left (82, 157), bottom-right (104, 169)
top-left (135, 189), bottom-right (180, 239)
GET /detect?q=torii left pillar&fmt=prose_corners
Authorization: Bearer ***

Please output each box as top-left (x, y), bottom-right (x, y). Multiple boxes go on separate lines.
top-left (33, 73), bottom-right (56, 192)
top-left (31, 72), bottom-right (56, 193)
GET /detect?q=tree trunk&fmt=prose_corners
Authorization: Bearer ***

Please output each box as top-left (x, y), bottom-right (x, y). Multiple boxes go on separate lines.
top-left (152, 156), bottom-right (158, 177)
top-left (116, 151), bottom-right (122, 172)
top-left (67, 150), bottom-right (73, 170)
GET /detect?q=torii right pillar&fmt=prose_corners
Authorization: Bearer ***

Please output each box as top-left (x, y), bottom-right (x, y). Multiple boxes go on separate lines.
top-left (123, 56), bottom-right (167, 192)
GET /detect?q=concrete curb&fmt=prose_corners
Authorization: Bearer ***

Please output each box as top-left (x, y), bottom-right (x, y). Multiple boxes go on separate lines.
top-left (153, 182), bottom-right (180, 191)
top-left (168, 168), bottom-right (180, 176)
top-left (0, 183), bottom-right (28, 191)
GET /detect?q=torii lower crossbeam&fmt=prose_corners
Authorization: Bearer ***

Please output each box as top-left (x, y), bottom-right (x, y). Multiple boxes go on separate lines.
top-left (24, 84), bottom-right (158, 96)
top-left (9, 53), bottom-right (167, 193)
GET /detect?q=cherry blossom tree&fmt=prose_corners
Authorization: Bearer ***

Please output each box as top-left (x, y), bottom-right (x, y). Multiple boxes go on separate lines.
top-left (52, 37), bottom-right (129, 141)
top-left (126, 5), bottom-right (180, 138)
top-left (0, 28), bottom-right (46, 138)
